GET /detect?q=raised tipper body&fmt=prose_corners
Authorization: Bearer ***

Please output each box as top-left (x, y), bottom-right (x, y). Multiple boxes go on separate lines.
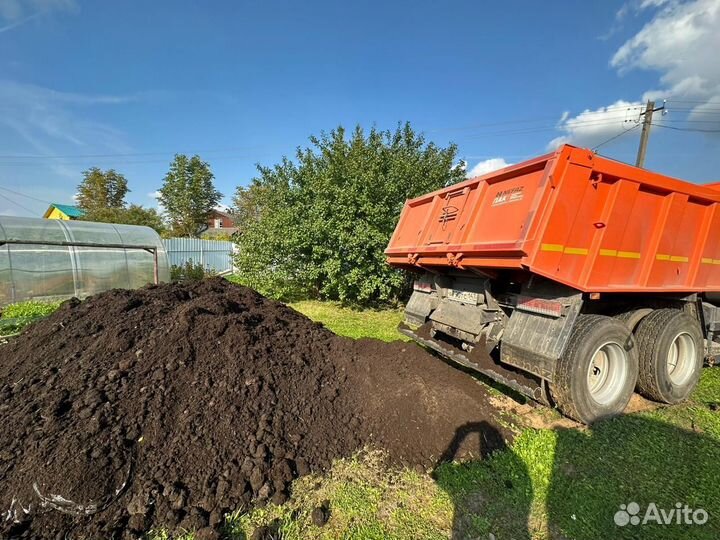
top-left (387, 145), bottom-right (720, 423)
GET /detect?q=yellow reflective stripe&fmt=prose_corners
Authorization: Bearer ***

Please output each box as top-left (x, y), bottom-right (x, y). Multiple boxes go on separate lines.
top-left (702, 258), bottom-right (713, 264)
top-left (617, 251), bottom-right (641, 259)
top-left (542, 246), bottom-right (693, 262)
top-left (714, 260), bottom-right (720, 265)
top-left (540, 244), bottom-right (588, 255)
top-left (540, 245), bottom-right (647, 259)
top-left (657, 254), bottom-right (689, 262)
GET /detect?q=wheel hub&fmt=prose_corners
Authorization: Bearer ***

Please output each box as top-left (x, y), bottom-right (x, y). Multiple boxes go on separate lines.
top-left (667, 332), bottom-right (696, 386)
top-left (586, 341), bottom-right (628, 406)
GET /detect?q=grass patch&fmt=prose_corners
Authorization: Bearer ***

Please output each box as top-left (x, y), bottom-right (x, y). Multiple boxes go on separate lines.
top-left (0, 299), bottom-right (63, 338)
top-left (289, 300), bottom-right (407, 342)
top-left (441, 374), bottom-right (720, 539)
top-left (225, 450), bottom-right (453, 540)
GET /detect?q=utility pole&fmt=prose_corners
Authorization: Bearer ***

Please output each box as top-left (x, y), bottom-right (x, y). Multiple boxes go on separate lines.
top-left (635, 100), bottom-right (665, 168)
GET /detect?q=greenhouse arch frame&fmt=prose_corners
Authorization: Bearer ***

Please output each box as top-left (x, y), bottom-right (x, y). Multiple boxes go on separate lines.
top-left (0, 216), bottom-right (170, 306)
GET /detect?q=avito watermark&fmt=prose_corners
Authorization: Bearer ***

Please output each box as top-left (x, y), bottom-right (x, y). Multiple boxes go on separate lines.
top-left (614, 502), bottom-right (708, 527)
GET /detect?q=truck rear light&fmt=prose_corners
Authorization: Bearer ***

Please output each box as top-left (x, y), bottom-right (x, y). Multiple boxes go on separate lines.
top-left (516, 296), bottom-right (563, 317)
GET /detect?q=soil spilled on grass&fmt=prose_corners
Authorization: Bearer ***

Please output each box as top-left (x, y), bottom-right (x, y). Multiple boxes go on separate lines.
top-left (0, 278), bottom-right (508, 539)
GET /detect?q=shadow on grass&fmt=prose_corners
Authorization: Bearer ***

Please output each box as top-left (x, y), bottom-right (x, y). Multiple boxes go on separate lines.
top-left (433, 421), bottom-right (532, 539)
top-left (547, 414), bottom-right (720, 540)
top-left (435, 412), bottom-right (720, 540)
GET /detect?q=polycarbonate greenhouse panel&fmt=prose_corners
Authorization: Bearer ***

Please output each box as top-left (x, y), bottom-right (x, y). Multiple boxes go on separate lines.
top-left (0, 245), bottom-right (13, 304)
top-left (387, 144), bottom-right (720, 293)
top-left (74, 247), bottom-right (130, 295)
top-left (63, 220), bottom-right (125, 245)
top-left (8, 244), bottom-right (75, 300)
top-left (126, 249), bottom-right (158, 289)
top-left (0, 216), bottom-right (170, 305)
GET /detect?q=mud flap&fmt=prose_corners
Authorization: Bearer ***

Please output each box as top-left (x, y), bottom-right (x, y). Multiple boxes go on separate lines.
top-left (399, 322), bottom-right (549, 404)
top-left (500, 301), bottom-right (582, 381)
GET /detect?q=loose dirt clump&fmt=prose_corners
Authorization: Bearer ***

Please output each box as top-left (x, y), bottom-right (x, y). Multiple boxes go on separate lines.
top-left (0, 278), bottom-right (508, 538)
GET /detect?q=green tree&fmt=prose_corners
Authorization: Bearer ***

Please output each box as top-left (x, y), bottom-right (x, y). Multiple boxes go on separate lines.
top-left (158, 154), bottom-right (223, 237)
top-left (80, 205), bottom-right (166, 235)
top-left (231, 123), bottom-right (464, 305)
top-left (76, 167), bottom-right (129, 211)
top-left (230, 182), bottom-right (269, 229)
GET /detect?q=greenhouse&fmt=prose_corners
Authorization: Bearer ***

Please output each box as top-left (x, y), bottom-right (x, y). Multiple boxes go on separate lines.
top-left (0, 216), bottom-right (170, 306)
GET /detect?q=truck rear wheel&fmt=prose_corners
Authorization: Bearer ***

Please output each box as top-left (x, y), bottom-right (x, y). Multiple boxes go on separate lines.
top-left (552, 314), bottom-right (638, 424)
top-left (634, 309), bottom-right (703, 404)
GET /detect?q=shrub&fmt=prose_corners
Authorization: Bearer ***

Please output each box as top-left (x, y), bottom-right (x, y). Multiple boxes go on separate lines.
top-left (231, 123), bottom-right (463, 306)
top-left (170, 260), bottom-right (215, 282)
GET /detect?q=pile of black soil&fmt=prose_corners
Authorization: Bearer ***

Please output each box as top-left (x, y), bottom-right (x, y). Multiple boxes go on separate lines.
top-left (0, 278), bottom-right (509, 539)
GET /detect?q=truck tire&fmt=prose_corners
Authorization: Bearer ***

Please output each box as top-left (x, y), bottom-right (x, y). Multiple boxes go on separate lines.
top-left (614, 308), bottom-right (653, 332)
top-left (634, 309), bottom-right (703, 404)
top-left (552, 314), bottom-right (638, 424)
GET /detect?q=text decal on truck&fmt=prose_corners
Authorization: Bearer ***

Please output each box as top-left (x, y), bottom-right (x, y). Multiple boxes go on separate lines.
top-left (492, 186), bottom-right (524, 206)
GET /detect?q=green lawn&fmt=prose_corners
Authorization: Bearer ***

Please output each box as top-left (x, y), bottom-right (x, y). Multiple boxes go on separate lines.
top-left (289, 300), bottom-right (408, 342)
top-left (4, 296), bottom-right (719, 539)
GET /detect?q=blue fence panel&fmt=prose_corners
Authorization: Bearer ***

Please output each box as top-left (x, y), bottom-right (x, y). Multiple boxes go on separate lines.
top-left (162, 238), bottom-right (235, 274)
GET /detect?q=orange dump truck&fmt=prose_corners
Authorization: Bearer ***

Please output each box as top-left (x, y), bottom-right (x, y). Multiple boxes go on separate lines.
top-left (386, 144), bottom-right (720, 423)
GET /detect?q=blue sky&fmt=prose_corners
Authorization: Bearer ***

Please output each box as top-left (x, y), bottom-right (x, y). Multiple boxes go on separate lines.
top-left (1, 0), bottom-right (719, 217)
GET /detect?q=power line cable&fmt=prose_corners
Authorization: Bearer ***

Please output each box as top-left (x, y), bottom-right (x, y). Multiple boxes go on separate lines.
top-left (592, 124), bottom-right (641, 152)
top-left (0, 108), bottom-right (648, 161)
top-left (456, 119), bottom-right (639, 140)
top-left (0, 192), bottom-right (36, 214)
top-left (0, 120), bottom-right (637, 163)
top-left (665, 99), bottom-right (720, 104)
top-left (0, 185), bottom-right (53, 205)
top-left (651, 123), bottom-right (720, 133)
top-left (428, 105), bottom-right (644, 133)
top-left (0, 145), bottom-right (269, 160)
top-left (0, 152), bottom-right (275, 167)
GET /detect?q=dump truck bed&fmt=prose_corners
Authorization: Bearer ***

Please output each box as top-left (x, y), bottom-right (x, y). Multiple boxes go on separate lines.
top-left (386, 144), bottom-right (720, 293)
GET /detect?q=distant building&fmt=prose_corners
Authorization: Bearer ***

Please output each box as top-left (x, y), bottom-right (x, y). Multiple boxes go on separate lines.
top-left (205, 209), bottom-right (238, 236)
top-left (43, 203), bottom-right (85, 220)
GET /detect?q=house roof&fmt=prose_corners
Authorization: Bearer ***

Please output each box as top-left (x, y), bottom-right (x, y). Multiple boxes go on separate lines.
top-left (44, 203), bottom-right (85, 218)
top-left (209, 208), bottom-right (232, 219)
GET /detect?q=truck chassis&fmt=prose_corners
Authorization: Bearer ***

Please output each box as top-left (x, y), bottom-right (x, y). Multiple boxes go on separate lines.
top-left (402, 269), bottom-right (716, 423)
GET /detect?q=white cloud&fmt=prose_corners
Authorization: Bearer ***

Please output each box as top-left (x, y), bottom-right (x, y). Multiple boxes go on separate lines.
top-left (0, 0), bottom-right (77, 33)
top-left (612, 0), bottom-right (720, 101)
top-left (467, 158), bottom-right (512, 177)
top-left (0, 0), bottom-right (76, 20)
top-left (548, 100), bottom-right (644, 150)
top-left (0, 80), bottom-right (134, 177)
top-left (148, 191), bottom-right (166, 213)
top-left (551, 0), bottom-right (720, 150)
top-left (0, 0), bottom-right (24, 20)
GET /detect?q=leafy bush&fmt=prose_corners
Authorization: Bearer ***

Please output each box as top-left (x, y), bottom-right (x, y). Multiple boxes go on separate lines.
top-left (231, 123), bottom-right (463, 306)
top-left (170, 260), bottom-right (215, 281)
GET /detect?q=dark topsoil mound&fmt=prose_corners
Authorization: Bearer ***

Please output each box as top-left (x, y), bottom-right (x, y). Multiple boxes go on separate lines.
top-left (0, 278), bottom-right (509, 539)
